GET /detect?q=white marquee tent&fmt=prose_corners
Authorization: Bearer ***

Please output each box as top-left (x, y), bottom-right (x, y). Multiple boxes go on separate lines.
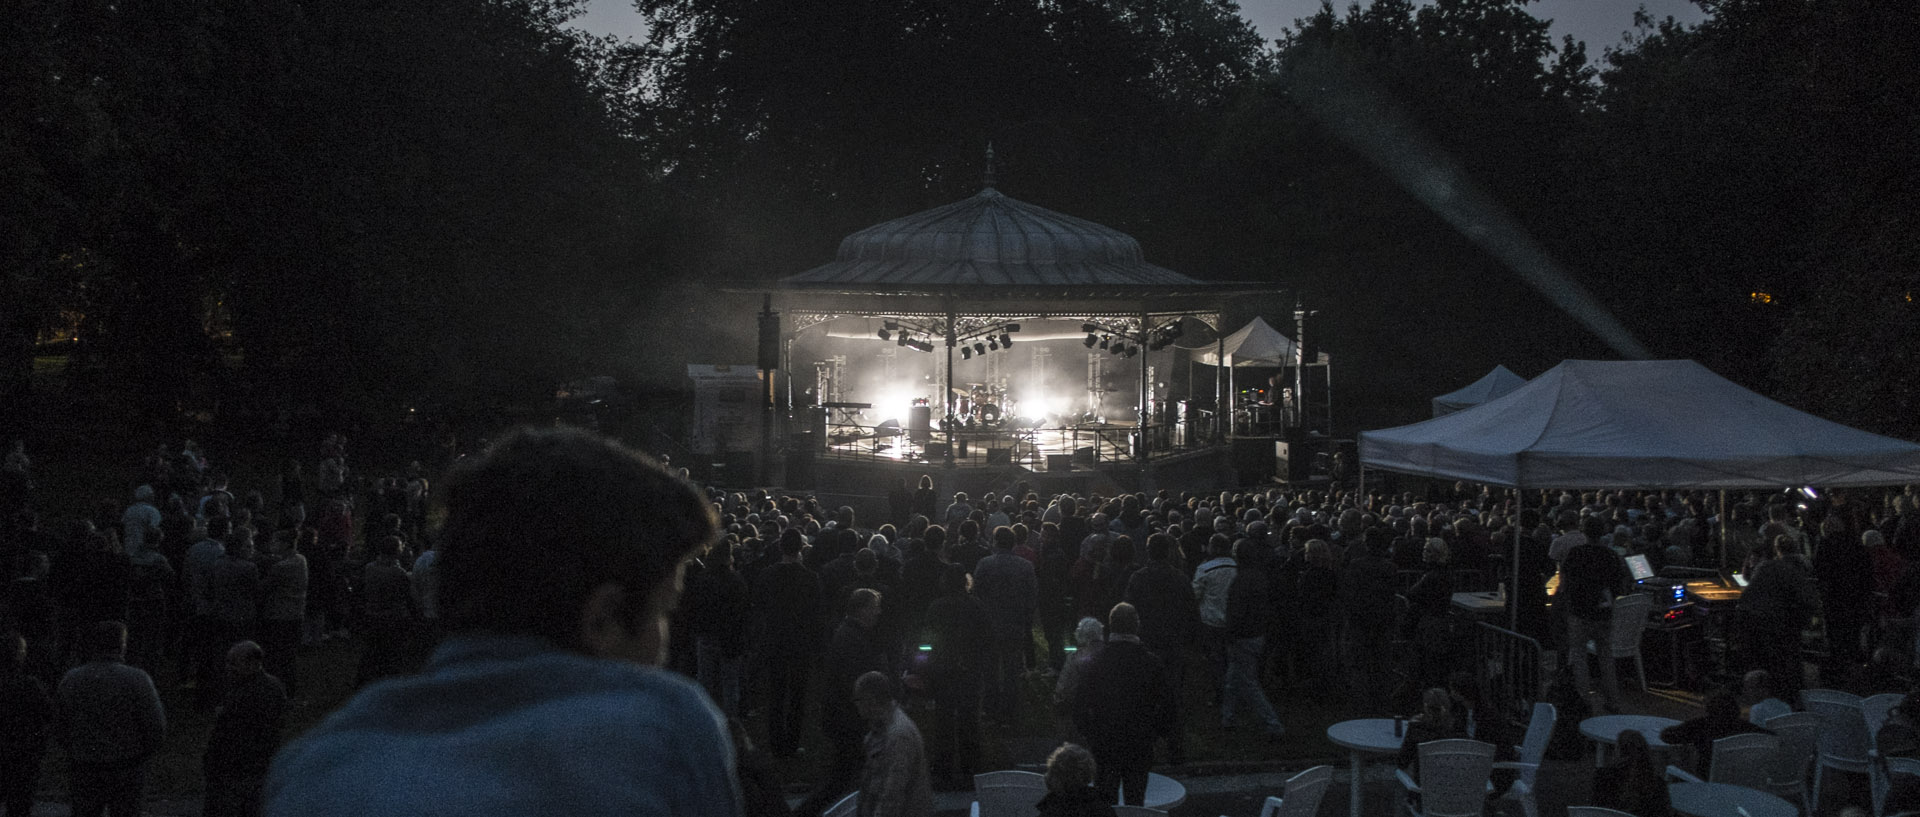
top-left (1362, 358), bottom-right (1920, 629)
top-left (1362, 359), bottom-right (1920, 490)
top-left (1431, 365), bottom-right (1527, 418)
top-left (1191, 316), bottom-right (1299, 367)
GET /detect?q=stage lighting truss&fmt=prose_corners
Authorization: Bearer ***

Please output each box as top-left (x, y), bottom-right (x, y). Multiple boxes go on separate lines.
top-left (1082, 318), bottom-right (1178, 358)
top-left (955, 323), bottom-right (1019, 362)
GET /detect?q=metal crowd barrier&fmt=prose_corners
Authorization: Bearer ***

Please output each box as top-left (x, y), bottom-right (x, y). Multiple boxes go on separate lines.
top-left (1475, 621), bottom-right (1545, 718)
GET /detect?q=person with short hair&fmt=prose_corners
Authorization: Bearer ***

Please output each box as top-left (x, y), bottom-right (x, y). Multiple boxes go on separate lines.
top-left (1072, 603), bottom-right (1175, 806)
top-left (972, 526), bottom-right (1036, 723)
top-left (1034, 743), bottom-right (1114, 817)
top-left (203, 641), bottom-right (287, 817)
top-left (752, 528), bottom-right (822, 759)
top-left (0, 632), bottom-right (54, 817)
top-left (57, 621), bottom-right (166, 817)
top-left (266, 427), bottom-right (741, 817)
top-left (800, 588), bottom-right (892, 817)
top-left (854, 670), bottom-right (932, 817)
top-left (1741, 669), bottom-right (1790, 724)
top-left (1660, 686), bottom-right (1772, 778)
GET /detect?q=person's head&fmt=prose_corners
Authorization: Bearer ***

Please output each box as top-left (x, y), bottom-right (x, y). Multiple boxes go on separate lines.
top-left (205, 516), bottom-right (231, 541)
top-left (1305, 538), bottom-right (1332, 569)
top-left (1044, 742), bottom-right (1097, 794)
top-left (85, 620), bottom-right (128, 661)
top-left (1107, 602), bottom-right (1139, 637)
top-left (1420, 686), bottom-right (1453, 724)
top-left (847, 587), bottom-right (882, 627)
top-left (992, 526), bottom-right (1016, 551)
top-left (1741, 669), bottom-right (1773, 703)
top-left (371, 534), bottom-right (401, 561)
top-left (1146, 532), bottom-right (1173, 562)
top-left (1773, 534), bottom-right (1802, 559)
top-left (438, 427), bottom-right (717, 665)
top-left (1423, 537), bottom-right (1450, 565)
top-left (269, 529), bottom-right (297, 556)
top-left (1208, 533), bottom-right (1232, 556)
top-left (1617, 728), bottom-right (1656, 770)
top-left (853, 670), bottom-right (894, 725)
top-left (1232, 537), bottom-right (1259, 565)
top-left (1073, 616), bottom-right (1105, 650)
top-left (226, 640), bottom-right (265, 677)
top-left (918, 474), bottom-right (933, 490)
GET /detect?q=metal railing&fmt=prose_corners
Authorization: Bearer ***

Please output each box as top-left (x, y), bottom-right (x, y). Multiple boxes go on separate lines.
top-left (1475, 621), bottom-right (1546, 717)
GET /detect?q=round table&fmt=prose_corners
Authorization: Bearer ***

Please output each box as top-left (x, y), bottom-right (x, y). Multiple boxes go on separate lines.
top-left (1578, 714), bottom-right (1681, 767)
top-left (1668, 782), bottom-right (1797, 817)
top-left (1328, 718), bottom-right (1406, 817)
top-left (1115, 772), bottom-right (1186, 810)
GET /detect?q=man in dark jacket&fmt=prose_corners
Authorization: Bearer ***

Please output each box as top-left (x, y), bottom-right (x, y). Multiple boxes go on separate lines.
top-left (751, 531), bottom-right (821, 759)
top-left (1072, 602), bottom-right (1174, 807)
top-left (798, 588), bottom-right (891, 817)
top-left (1341, 532), bottom-right (1398, 706)
top-left (923, 565), bottom-right (992, 790)
top-left (203, 641), bottom-right (288, 817)
top-left (1561, 522), bottom-right (1630, 713)
top-left (1740, 535), bottom-right (1817, 707)
top-left (972, 527), bottom-right (1037, 723)
top-left (1221, 539), bottom-right (1285, 737)
top-left (1123, 533), bottom-right (1197, 762)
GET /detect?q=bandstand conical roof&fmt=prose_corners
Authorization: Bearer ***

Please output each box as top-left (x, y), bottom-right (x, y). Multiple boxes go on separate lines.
top-left (780, 187), bottom-right (1202, 290)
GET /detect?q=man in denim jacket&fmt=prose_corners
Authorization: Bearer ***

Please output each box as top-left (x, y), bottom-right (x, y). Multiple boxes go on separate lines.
top-left (267, 428), bottom-right (741, 817)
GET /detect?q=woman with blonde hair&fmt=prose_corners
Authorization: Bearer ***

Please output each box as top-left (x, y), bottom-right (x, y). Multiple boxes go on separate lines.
top-left (1035, 743), bottom-right (1114, 817)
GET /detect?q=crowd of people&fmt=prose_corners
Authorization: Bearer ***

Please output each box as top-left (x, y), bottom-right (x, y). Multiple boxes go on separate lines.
top-left (7, 425), bottom-right (1920, 816)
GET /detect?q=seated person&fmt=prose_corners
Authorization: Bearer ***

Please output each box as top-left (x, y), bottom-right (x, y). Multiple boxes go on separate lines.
top-left (1878, 690), bottom-right (1920, 814)
top-left (1593, 730), bottom-right (1672, 817)
top-left (1034, 742), bottom-right (1115, 817)
top-left (1659, 686), bottom-right (1772, 777)
top-left (1397, 687), bottom-right (1469, 780)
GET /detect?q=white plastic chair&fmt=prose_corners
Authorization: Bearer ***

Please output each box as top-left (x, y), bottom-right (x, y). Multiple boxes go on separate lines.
top-left (1246, 765), bottom-right (1334, 817)
top-left (1395, 739), bottom-right (1496, 817)
top-left (1867, 693), bottom-right (1904, 739)
top-left (1116, 807), bottom-right (1169, 817)
top-left (1494, 701), bottom-right (1557, 817)
top-left (1806, 688), bottom-right (1878, 812)
top-left (1585, 593), bottom-right (1652, 691)
top-left (1763, 710), bottom-right (1823, 807)
top-left (1664, 732), bottom-right (1778, 791)
top-left (823, 790), bottom-right (859, 817)
top-left (1567, 808), bottom-right (1639, 817)
top-left (971, 770), bottom-right (1046, 817)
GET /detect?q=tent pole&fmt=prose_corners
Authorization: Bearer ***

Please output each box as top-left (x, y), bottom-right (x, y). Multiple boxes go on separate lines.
top-left (1719, 489), bottom-right (1728, 572)
top-left (1511, 492), bottom-right (1523, 632)
top-left (1214, 329), bottom-right (1224, 441)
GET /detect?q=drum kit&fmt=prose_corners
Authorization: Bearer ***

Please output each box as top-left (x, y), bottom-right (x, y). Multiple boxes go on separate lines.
top-left (949, 383), bottom-right (1011, 428)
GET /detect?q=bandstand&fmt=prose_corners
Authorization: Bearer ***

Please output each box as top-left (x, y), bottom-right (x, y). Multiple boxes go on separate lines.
top-left (747, 182), bottom-right (1283, 498)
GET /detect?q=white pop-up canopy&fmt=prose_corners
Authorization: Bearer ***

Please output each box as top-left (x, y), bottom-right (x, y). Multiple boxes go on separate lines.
top-left (1192, 316), bottom-right (1299, 366)
top-left (1431, 365), bottom-right (1527, 418)
top-left (1362, 359), bottom-right (1920, 490)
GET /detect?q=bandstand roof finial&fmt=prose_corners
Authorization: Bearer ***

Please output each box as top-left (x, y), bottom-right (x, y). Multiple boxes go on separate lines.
top-left (983, 142), bottom-right (996, 190)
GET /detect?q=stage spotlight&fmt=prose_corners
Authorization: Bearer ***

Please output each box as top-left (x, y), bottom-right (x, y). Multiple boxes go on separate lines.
top-left (896, 334), bottom-right (907, 347)
top-left (960, 346), bottom-right (974, 360)
top-left (1099, 337), bottom-right (1110, 350)
top-left (906, 338), bottom-right (935, 353)
top-left (1083, 334), bottom-right (1098, 348)
top-left (1124, 346), bottom-right (1139, 358)
top-left (987, 337), bottom-right (999, 351)
top-left (1110, 342), bottom-right (1125, 356)
top-left (877, 328), bottom-right (892, 341)
top-left (999, 332), bottom-right (1012, 347)
top-left (1081, 323), bottom-right (1101, 333)
top-left (974, 342), bottom-right (988, 355)
top-left (1004, 323), bottom-right (1021, 333)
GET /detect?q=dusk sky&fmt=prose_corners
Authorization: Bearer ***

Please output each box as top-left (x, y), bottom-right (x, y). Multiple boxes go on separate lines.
top-left (571, 0), bottom-right (1709, 56)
